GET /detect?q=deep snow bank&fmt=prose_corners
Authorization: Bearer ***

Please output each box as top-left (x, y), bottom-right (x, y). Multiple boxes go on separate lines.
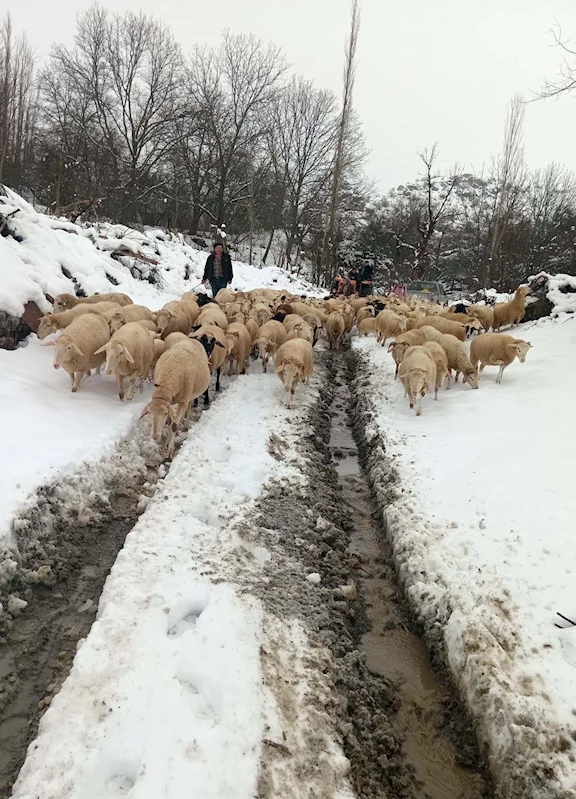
top-left (0, 188), bottom-right (321, 318)
top-left (11, 371), bottom-right (354, 799)
top-left (352, 318), bottom-right (576, 798)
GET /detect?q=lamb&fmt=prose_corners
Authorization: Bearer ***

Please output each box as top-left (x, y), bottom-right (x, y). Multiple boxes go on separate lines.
top-left (94, 322), bottom-right (155, 401)
top-left (467, 305), bottom-right (494, 332)
top-left (415, 315), bottom-right (466, 341)
top-left (224, 321), bottom-right (252, 375)
top-left (256, 320), bottom-right (287, 373)
top-left (37, 302), bottom-right (120, 339)
top-left (436, 333), bottom-right (479, 389)
top-left (43, 313), bottom-right (110, 392)
top-left (191, 324), bottom-right (228, 392)
top-left (139, 336), bottom-right (215, 458)
top-left (53, 292), bottom-right (133, 313)
top-left (326, 311), bottom-right (346, 350)
top-left (286, 318), bottom-right (314, 346)
top-left (422, 341), bottom-right (449, 400)
top-left (375, 310), bottom-right (408, 346)
top-left (274, 338), bottom-right (314, 409)
top-left (492, 286), bottom-right (530, 331)
top-left (469, 333), bottom-right (532, 384)
top-left (358, 317), bottom-right (377, 337)
top-left (397, 346), bottom-right (436, 417)
top-left (106, 304), bottom-right (155, 334)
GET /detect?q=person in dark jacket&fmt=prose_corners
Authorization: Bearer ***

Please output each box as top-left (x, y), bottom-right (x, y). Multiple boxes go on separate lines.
top-left (202, 243), bottom-right (233, 297)
top-left (358, 260), bottom-right (374, 297)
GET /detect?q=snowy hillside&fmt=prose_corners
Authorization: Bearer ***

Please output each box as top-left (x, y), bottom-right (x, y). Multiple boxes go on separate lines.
top-left (0, 188), bottom-right (321, 319)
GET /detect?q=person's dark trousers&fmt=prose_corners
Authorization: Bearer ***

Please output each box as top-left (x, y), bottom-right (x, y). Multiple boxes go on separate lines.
top-left (360, 282), bottom-right (372, 297)
top-left (210, 277), bottom-right (228, 297)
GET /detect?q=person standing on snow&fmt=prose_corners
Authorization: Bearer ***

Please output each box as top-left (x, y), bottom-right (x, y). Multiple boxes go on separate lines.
top-left (202, 242), bottom-right (233, 297)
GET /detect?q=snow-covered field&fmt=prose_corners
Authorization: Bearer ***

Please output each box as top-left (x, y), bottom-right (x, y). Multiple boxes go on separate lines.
top-left (353, 316), bottom-right (576, 794)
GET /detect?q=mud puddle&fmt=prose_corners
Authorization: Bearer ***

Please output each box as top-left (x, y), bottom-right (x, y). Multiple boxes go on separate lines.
top-left (329, 359), bottom-right (487, 799)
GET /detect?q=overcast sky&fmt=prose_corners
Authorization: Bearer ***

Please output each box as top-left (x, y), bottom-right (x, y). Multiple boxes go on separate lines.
top-left (10, 0), bottom-right (576, 191)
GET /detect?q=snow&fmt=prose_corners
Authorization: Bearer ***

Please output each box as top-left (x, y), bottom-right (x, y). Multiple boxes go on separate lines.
top-left (528, 271), bottom-right (576, 316)
top-left (11, 372), bottom-right (353, 799)
top-left (0, 337), bottom-right (149, 553)
top-left (353, 317), bottom-right (576, 790)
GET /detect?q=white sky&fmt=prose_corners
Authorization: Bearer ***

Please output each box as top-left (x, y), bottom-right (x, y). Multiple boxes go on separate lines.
top-left (11, 0), bottom-right (576, 190)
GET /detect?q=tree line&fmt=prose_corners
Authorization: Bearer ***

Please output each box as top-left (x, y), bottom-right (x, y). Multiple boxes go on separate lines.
top-left (2, 8), bottom-right (576, 290)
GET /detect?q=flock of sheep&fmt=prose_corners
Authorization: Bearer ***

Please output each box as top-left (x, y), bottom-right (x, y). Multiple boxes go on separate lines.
top-left (35, 281), bottom-right (533, 456)
top-left (353, 284), bottom-right (533, 415)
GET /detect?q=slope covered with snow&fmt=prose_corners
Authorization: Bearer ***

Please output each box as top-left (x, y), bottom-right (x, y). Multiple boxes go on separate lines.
top-left (353, 316), bottom-right (576, 795)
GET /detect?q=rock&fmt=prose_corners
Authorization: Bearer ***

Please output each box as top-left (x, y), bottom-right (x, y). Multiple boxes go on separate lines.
top-left (7, 596), bottom-right (28, 616)
top-left (0, 300), bottom-right (44, 349)
top-left (306, 572), bottom-right (321, 585)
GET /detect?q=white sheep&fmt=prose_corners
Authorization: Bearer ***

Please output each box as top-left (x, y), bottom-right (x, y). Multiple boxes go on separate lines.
top-left (43, 313), bottom-right (110, 392)
top-left (257, 320), bottom-right (287, 373)
top-left (53, 292), bottom-right (133, 313)
top-left (191, 324), bottom-right (228, 392)
top-left (326, 311), bottom-right (345, 350)
top-left (94, 322), bottom-right (156, 401)
top-left (422, 341), bottom-right (449, 400)
top-left (397, 345), bottom-right (436, 416)
top-left (139, 337), bottom-right (214, 458)
top-left (375, 310), bottom-right (408, 346)
top-left (274, 338), bottom-right (314, 409)
top-left (435, 333), bottom-right (479, 389)
top-left (106, 304), bottom-right (155, 334)
top-left (225, 321), bottom-right (252, 375)
top-left (37, 302), bottom-right (120, 339)
top-left (470, 333), bottom-right (532, 383)
top-left (415, 316), bottom-right (467, 341)
top-left (492, 286), bottom-right (530, 331)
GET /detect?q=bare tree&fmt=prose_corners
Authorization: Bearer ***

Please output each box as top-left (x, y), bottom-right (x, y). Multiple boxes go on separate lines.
top-left (0, 14), bottom-right (36, 185)
top-left (412, 144), bottom-right (462, 278)
top-left (537, 24), bottom-right (576, 98)
top-left (323, 0), bottom-right (361, 282)
top-left (486, 94), bottom-right (527, 286)
top-left (188, 31), bottom-right (288, 225)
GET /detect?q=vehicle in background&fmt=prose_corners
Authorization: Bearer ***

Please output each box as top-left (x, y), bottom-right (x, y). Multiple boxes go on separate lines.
top-left (407, 280), bottom-right (448, 303)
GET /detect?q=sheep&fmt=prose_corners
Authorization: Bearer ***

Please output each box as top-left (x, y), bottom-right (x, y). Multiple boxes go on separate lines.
top-left (136, 319), bottom-right (158, 333)
top-left (274, 338), bottom-right (314, 409)
top-left (303, 313), bottom-right (322, 346)
top-left (256, 320), bottom-right (287, 373)
top-left (398, 346), bottom-right (436, 417)
top-left (215, 288), bottom-right (236, 305)
top-left (37, 302), bottom-right (120, 339)
top-left (375, 310), bottom-right (408, 346)
top-left (106, 304), bottom-right (155, 334)
top-left (422, 341), bottom-right (449, 400)
top-left (415, 315), bottom-right (466, 341)
top-left (196, 304), bottom-right (229, 330)
top-left (467, 304), bottom-right (494, 332)
top-left (191, 324), bottom-right (228, 392)
top-left (139, 337), bottom-right (215, 458)
top-left (358, 317), bottom-right (377, 337)
top-left (325, 311), bottom-right (345, 350)
top-left (286, 318), bottom-right (314, 346)
top-left (150, 338), bottom-right (166, 377)
top-left (53, 292), bottom-right (133, 313)
top-left (351, 298), bottom-right (369, 313)
top-left (436, 333), bottom-right (479, 389)
top-left (94, 322), bottom-right (155, 401)
top-left (245, 317), bottom-right (259, 343)
top-left (155, 300), bottom-right (197, 338)
top-left (224, 321), bottom-right (252, 375)
top-left (43, 313), bottom-right (110, 392)
top-left (469, 333), bottom-right (532, 384)
top-left (357, 306), bottom-right (376, 324)
top-left (388, 329), bottom-right (430, 377)
top-left (492, 286), bottom-right (530, 331)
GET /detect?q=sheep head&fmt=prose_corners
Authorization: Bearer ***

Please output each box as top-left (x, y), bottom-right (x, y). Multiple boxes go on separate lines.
top-left (53, 337), bottom-right (84, 369)
top-left (140, 398), bottom-right (175, 440)
top-left (512, 340), bottom-right (532, 363)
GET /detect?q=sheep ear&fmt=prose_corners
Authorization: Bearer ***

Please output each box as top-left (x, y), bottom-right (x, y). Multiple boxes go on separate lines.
top-left (387, 342), bottom-right (396, 352)
top-left (123, 345), bottom-right (135, 364)
top-left (94, 344), bottom-right (108, 355)
top-left (139, 402), bottom-right (151, 419)
top-left (67, 342), bottom-right (84, 356)
top-left (215, 340), bottom-right (225, 349)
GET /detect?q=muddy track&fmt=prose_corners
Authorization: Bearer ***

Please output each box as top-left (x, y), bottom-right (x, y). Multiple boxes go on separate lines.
top-left (244, 348), bottom-right (492, 798)
top-left (0, 404), bottom-right (207, 798)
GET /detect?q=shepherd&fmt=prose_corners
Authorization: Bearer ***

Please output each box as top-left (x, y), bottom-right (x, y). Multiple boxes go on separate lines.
top-left (202, 242), bottom-right (233, 297)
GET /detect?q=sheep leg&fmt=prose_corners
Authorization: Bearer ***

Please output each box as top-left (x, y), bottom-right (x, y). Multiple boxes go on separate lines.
top-left (454, 371), bottom-right (460, 383)
top-left (415, 394), bottom-right (423, 416)
top-left (216, 367), bottom-right (221, 392)
top-left (71, 371), bottom-right (84, 393)
top-left (496, 364), bottom-right (506, 384)
top-left (203, 388), bottom-right (210, 406)
top-left (262, 356), bottom-right (268, 374)
top-left (126, 377), bottom-right (136, 401)
top-left (117, 375), bottom-right (125, 401)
